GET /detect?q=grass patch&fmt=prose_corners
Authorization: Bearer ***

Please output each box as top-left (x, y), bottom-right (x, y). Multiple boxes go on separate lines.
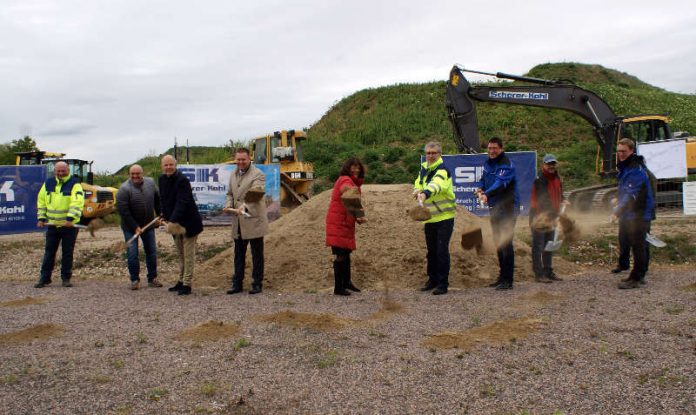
top-left (200, 381), bottom-right (218, 397)
top-left (198, 244), bottom-right (228, 261)
top-left (317, 349), bottom-right (339, 369)
top-left (147, 387), bottom-right (169, 401)
top-left (663, 304), bottom-right (685, 315)
top-left (233, 338), bottom-right (251, 351)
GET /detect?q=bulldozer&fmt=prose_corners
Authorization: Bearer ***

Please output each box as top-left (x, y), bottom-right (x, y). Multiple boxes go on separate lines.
top-left (15, 150), bottom-right (118, 224)
top-left (249, 129), bottom-right (314, 208)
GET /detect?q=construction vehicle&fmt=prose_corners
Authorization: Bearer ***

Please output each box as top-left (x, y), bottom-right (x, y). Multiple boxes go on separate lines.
top-left (249, 129), bottom-right (314, 208)
top-left (15, 150), bottom-right (118, 224)
top-left (445, 65), bottom-right (696, 211)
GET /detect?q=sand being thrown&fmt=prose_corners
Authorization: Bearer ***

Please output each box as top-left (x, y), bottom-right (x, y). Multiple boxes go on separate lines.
top-left (196, 184), bottom-right (577, 292)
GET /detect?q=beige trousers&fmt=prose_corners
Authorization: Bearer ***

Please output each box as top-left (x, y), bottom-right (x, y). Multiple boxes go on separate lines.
top-left (173, 234), bottom-right (197, 286)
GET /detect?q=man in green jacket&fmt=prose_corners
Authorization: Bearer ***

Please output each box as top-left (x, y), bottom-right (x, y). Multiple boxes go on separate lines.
top-left (35, 161), bottom-right (85, 288)
top-left (413, 142), bottom-right (457, 295)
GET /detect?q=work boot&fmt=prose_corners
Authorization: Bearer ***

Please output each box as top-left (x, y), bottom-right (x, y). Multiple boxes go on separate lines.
top-left (168, 281), bottom-right (184, 292)
top-left (334, 289), bottom-right (351, 296)
top-left (177, 285), bottom-right (192, 295)
top-left (488, 279), bottom-right (502, 287)
top-left (618, 279), bottom-right (641, 289)
top-left (249, 286), bottom-right (262, 295)
top-left (432, 286), bottom-right (448, 295)
top-left (546, 272), bottom-right (562, 281)
top-left (148, 279), bottom-right (163, 288)
top-left (226, 286), bottom-right (243, 295)
top-left (535, 276), bottom-right (552, 284)
top-left (62, 280), bottom-right (73, 288)
top-left (130, 281), bottom-right (140, 290)
top-left (495, 282), bottom-right (513, 290)
top-left (611, 267), bottom-right (628, 274)
top-left (420, 282), bottom-right (436, 292)
top-left (34, 279), bottom-right (51, 288)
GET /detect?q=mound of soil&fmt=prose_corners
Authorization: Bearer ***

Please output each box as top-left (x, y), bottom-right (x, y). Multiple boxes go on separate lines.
top-left (0, 323), bottom-right (62, 345)
top-left (0, 296), bottom-right (51, 308)
top-left (197, 184), bottom-right (577, 292)
top-left (173, 320), bottom-right (240, 343)
top-left (254, 311), bottom-right (356, 331)
top-left (422, 317), bottom-right (545, 351)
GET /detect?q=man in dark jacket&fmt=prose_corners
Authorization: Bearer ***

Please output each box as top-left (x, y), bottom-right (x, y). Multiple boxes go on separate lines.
top-left (117, 164), bottom-right (162, 290)
top-left (529, 154), bottom-right (567, 283)
top-left (477, 137), bottom-right (519, 290)
top-left (159, 155), bottom-right (204, 296)
top-left (612, 138), bottom-right (654, 289)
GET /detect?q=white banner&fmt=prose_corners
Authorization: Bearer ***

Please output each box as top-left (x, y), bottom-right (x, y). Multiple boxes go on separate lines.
top-left (683, 182), bottom-right (696, 216)
top-left (637, 139), bottom-right (687, 179)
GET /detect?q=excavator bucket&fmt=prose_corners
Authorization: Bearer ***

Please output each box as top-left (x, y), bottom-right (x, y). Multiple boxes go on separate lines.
top-left (445, 66), bottom-right (480, 153)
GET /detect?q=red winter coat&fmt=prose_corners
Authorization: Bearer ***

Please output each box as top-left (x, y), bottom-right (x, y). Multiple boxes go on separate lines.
top-left (325, 175), bottom-right (362, 250)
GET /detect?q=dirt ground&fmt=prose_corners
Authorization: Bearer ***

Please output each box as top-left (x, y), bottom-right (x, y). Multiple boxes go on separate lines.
top-left (0, 184), bottom-right (694, 414)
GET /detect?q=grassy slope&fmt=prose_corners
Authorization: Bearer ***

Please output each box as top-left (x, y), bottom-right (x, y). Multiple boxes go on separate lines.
top-left (97, 63), bottom-right (696, 192)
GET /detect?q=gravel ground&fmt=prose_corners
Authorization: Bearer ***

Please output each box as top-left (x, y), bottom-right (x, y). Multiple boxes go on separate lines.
top-left (1, 270), bottom-right (694, 414)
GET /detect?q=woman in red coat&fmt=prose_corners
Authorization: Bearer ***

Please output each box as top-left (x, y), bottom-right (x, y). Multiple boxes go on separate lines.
top-left (325, 157), bottom-right (367, 296)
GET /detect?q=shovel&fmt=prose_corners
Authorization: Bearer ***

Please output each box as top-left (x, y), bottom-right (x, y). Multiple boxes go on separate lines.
top-left (544, 205), bottom-right (567, 252)
top-left (123, 217), bottom-right (160, 247)
top-left (645, 233), bottom-right (666, 248)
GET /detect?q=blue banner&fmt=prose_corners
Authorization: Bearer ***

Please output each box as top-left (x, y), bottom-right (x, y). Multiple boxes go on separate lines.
top-left (0, 166), bottom-right (47, 235)
top-left (440, 151), bottom-right (537, 216)
top-left (179, 164), bottom-right (281, 224)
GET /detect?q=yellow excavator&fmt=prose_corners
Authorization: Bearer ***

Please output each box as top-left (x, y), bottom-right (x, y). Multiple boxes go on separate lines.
top-left (249, 129), bottom-right (314, 208)
top-left (15, 151), bottom-right (118, 224)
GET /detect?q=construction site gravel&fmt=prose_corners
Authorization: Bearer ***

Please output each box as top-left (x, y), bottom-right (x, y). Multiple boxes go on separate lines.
top-left (1, 184), bottom-right (694, 414)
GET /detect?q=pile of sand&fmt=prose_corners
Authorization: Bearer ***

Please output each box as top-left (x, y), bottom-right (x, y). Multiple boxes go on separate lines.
top-left (197, 184), bottom-right (576, 292)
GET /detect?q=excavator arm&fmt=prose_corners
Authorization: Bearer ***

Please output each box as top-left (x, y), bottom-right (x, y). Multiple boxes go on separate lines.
top-left (445, 65), bottom-right (620, 174)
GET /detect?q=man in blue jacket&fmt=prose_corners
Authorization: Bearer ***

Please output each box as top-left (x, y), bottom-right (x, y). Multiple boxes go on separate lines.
top-left (477, 137), bottom-right (519, 290)
top-left (612, 138), bottom-right (654, 289)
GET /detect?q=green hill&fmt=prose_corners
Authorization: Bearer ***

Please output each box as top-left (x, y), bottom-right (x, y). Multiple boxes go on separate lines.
top-left (98, 62), bottom-right (696, 191)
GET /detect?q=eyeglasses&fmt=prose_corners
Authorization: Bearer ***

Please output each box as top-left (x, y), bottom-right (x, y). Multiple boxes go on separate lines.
top-left (425, 152), bottom-right (440, 155)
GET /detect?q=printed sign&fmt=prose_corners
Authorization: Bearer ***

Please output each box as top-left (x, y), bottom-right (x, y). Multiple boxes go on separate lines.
top-left (181, 164), bottom-right (281, 224)
top-left (637, 139), bottom-right (687, 180)
top-left (683, 182), bottom-right (696, 216)
top-left (440, 151), bottom-right (537, 216)
top-left (0, 166), bottom-right (46, 235)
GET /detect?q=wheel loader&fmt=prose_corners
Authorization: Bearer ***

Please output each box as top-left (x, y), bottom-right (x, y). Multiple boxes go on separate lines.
top-left (15, 150), bottom-right (118, 224)
top-left (249, 130), bottom-right (314, 209)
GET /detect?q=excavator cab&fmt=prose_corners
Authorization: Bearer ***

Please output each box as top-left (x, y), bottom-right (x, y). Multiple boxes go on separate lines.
top-left (250, 130), bottom-right (314, 209)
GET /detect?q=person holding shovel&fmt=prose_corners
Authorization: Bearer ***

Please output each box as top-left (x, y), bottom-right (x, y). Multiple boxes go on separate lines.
top-left (529, 154), bottom-right (567, 283)
top-left (612, 138), bottom-right (654, 289)
top-left (476, 137), bottom-right (519, 290)
top-left (117, 164), bottom-right (162, 290)
top-left (325, 157), bottom-right (367, 296)
top-left (159, 155), bottom-right (204, 296)
top-left (414, 142), bottom-right (456, 295)
top-left (223, 148), bottom-right (268, 295)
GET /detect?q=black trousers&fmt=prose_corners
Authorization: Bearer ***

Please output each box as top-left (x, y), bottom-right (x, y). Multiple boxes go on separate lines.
top-left (531, 229), bottom-right (555, 278)
top-left (233, 237), bottom-right (264, 289)
top-left (331, 246), bottom-right (352, 291)
top-left (490, 214), bottom-right (516, 284)
top-left (424, 218), bottom-right (454, 289)
top-left (618, 219), bottom-right (651, 273)
top-left (39, 226), bottom-right (79, 282)
top-left (623, 219), bottom-right (649, 281)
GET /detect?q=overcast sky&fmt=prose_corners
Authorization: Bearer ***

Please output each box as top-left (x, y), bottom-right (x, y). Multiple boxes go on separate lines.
top-left (2, 0), bottom-right (695, 173)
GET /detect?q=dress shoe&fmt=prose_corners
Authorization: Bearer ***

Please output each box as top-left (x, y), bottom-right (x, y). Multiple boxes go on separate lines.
top-left (432, 287), bottom-right (448, 295)
top-left (248, 287), bottom-right (262, 295)
top-left (177, 285), bottom-right (192, 295)
top-left (334, 289), bottom-right (351, 296)
top-left (346, 283), bottom-right (361, 292)
top-left (419, 283), bottom-right (436, 292)
top-left (546, 273), bottom-right (562, 281)
top-left (34, 280), bottom-right (50, 288)
top-left (495, 282), bottom-right (513, 290)
top-left (130, 281), bottom-right (140, 290)
top-left (226, 287), bottom-right (243, 295)
top-left (61, 281), bottom-right (73, 287)
top-left (535, 276), bottom-right (552, 284)
top-left (618, 279), bottom-right (641, 289)
top-left (168, 282), bottom-right (184, 292)
top-left (611, 267), bottom-right (628, 274)
top-left (148, 279), bottom-right (163, 288)
top-left (488, 280), bottom-right (502, 287)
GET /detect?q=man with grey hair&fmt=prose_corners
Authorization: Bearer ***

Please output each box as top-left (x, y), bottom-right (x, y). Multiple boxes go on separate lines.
top-left (34, 161), bottom-right (85, 288)
top-left (117, 164), bottom-right (162, 290)
top-left (413, 141), bottom-right (457, 295)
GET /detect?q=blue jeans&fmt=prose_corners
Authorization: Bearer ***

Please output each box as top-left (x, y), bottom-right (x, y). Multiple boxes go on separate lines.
top-left (122, 227), bottom-right (158, 282)
top-left (39, 225), bottom-right (79, 283)
top-left (424, 218), bottom-right (454, 289)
